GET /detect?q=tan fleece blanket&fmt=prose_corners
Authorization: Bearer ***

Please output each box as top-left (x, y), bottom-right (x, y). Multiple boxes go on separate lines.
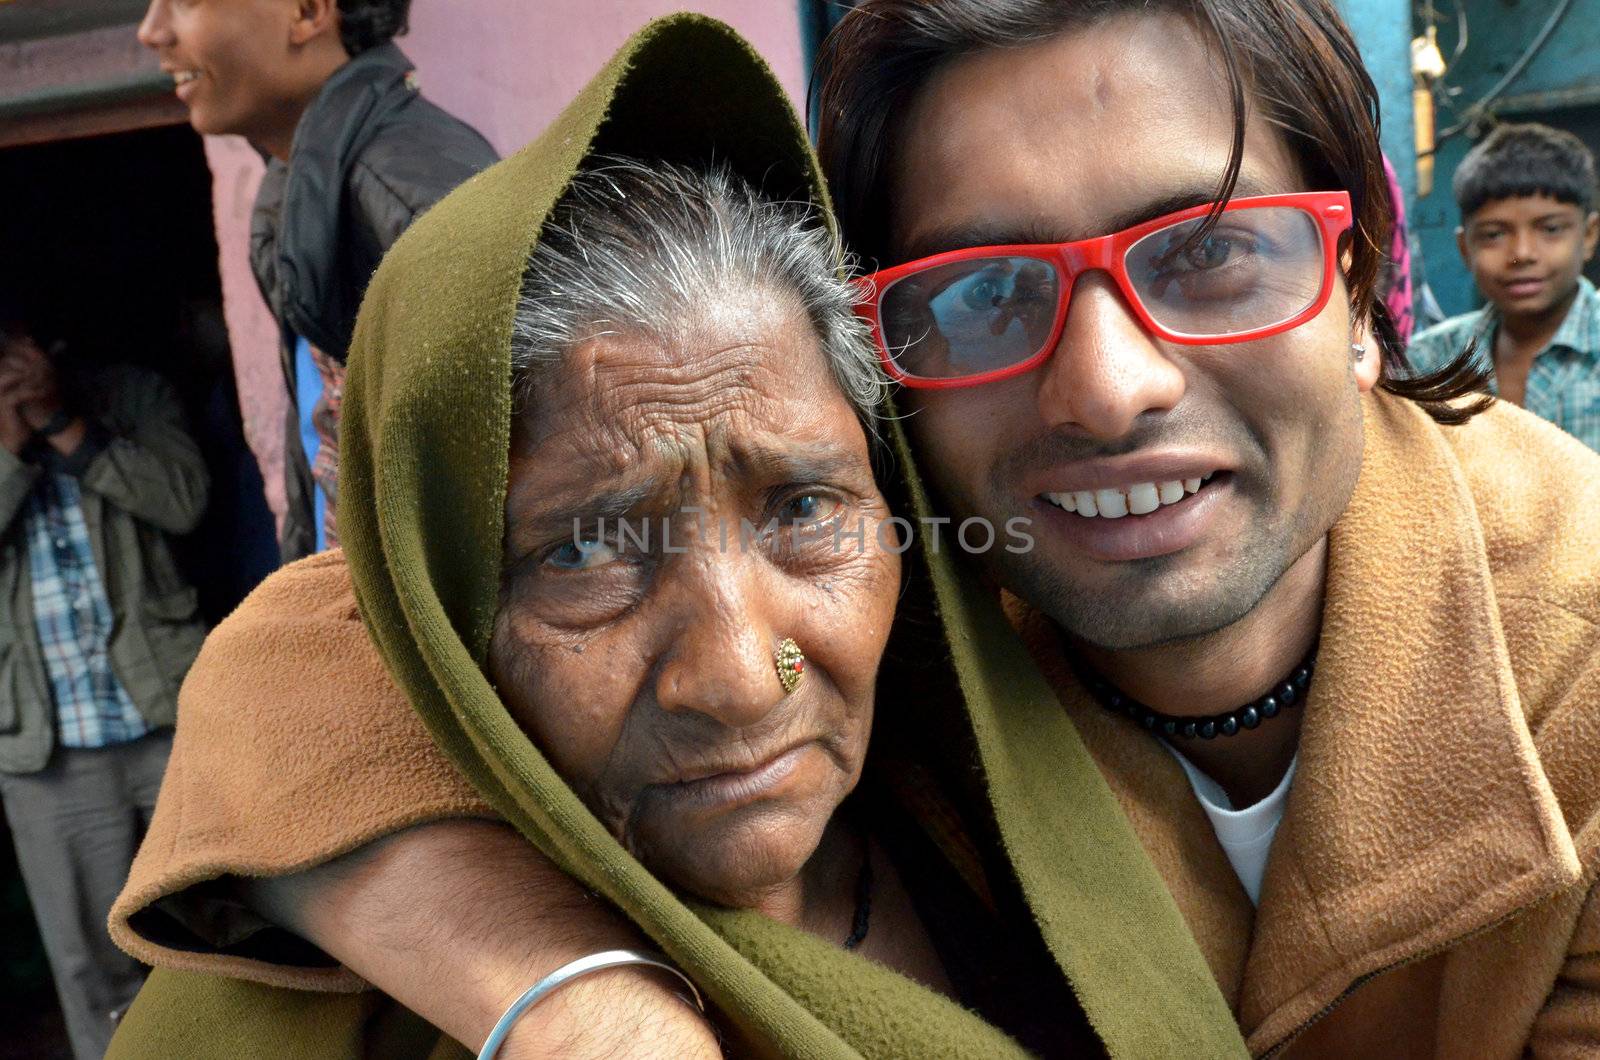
top-left (114, 391), bottom-right (1600, 1057)
top-left (111, 551), bottom-right (496, 992)
top-left (1012, 393), bottom-right (1600, 1057)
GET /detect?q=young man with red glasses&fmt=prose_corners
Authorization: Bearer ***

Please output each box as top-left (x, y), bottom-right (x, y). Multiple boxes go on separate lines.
top-left (106, 0), bottom-right (1600, 1056)
top-left (814, 3), bottom-right (1598, 1052)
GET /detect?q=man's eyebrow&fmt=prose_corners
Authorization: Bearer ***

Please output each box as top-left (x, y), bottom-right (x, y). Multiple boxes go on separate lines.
top-left (895, 178), bottom-right (1275, 264)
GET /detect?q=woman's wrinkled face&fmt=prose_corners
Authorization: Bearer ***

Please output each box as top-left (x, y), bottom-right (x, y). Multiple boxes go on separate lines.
top-left (489, 288), bottom-right (898, 908)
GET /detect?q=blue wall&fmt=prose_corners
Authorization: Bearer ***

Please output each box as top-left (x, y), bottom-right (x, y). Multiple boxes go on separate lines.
top-left (1338, 0), bottom-right (1420, 211)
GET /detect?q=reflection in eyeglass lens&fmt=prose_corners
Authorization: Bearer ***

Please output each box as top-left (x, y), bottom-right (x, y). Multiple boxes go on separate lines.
top-left (880, 256), bottom-right (1058, 379)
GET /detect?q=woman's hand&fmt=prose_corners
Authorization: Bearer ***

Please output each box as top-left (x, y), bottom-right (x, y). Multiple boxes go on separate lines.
top-left (242, 819), bottom-right (722, 1059)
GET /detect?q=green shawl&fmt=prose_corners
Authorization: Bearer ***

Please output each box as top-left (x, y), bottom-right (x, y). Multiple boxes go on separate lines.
top-left (113, 14), bottom-right (1246, 1059)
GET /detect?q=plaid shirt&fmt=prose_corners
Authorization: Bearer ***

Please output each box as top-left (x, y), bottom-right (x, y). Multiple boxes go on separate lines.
top-left (1407, 276), bottom-right (1600, 453)
top-left (23, 470), bottom-right (146, 748)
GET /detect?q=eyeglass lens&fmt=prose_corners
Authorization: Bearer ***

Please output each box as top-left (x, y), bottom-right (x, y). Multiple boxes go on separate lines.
top-left (877, 206), bottom-right (1325, 381)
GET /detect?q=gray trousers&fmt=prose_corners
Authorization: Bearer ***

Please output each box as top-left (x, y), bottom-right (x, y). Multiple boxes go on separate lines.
top-left (0, 729), bottom-right (172, 1060)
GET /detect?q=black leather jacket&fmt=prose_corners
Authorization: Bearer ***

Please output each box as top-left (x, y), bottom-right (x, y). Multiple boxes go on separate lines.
top-left (249, 43), bottom-right (497, 559)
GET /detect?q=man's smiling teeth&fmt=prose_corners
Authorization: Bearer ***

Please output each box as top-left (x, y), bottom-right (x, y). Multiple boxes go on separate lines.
top-left (173, 71), bottom-right (200, 85)
top-left (1043, 473), bottom-right (1215, 519)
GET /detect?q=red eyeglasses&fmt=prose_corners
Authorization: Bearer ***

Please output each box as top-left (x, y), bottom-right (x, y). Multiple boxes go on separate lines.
top-left (854, 191), bottom-right (1353, 389)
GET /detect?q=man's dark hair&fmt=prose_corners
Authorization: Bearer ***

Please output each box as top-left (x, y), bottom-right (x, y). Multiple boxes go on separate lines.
top-left (814, 0), bottom-right (1490, 424)
top-left (1453, 122), bottom-right (1599, 219)
top-left (337, 0), bottom-right (411, 55)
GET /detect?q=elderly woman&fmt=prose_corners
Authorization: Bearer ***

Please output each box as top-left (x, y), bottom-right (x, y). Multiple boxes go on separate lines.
top-left (485, 156), bottom-right (905, 931)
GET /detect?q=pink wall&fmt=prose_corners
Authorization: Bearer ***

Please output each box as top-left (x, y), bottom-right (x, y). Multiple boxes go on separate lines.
top-left (202, 137), bottom-right (283, 521)
top-left (204, 1), bottom-right (807, 528)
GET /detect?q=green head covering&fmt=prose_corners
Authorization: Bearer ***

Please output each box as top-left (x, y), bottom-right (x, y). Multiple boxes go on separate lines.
top-left (336, 13), bottom-right (1028, 1057)
top-left (339, 12), bottom-right (1246, 1058)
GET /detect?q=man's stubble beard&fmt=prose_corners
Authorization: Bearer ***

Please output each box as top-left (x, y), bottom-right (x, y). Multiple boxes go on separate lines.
top-left (971, 445), bottom-right (1358, 652)
top-left (992, 527), bottom-right (1304, 651)
top-left (980, 425), bottom-right (1366, 652)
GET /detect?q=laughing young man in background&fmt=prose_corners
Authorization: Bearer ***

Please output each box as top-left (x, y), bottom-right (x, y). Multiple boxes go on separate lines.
top-left (138, 0), bottom-right (496, 559)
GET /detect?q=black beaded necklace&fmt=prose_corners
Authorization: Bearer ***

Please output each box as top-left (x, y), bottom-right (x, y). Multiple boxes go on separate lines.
top-left (1078, 645), bottom-right (1318, 740)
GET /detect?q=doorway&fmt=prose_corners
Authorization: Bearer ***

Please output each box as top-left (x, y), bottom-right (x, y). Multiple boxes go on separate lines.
top-left (0, 120), bottom-right (277, 1059)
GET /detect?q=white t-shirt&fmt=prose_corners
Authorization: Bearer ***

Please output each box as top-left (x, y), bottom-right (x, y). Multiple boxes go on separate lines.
top-left (1163, 746), bottom-right (1299, 906)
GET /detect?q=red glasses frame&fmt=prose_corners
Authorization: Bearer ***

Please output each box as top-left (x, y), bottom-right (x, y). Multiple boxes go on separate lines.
top-left (854, 190), bottom-right (1354, 389)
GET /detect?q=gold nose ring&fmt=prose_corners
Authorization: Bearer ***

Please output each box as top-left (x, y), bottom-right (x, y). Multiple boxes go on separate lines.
top-left (775, 638), bottom-right (805, 694)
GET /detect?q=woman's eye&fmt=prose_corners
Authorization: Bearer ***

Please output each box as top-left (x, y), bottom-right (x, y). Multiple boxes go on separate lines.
top-left (778, 492), bottom-right (840, 525)
top-left (544, 537), bottom-right (619, 571)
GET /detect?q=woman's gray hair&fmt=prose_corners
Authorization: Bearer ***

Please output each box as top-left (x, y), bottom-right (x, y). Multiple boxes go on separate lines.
top-left (509, 156), bottom-right (883, 420)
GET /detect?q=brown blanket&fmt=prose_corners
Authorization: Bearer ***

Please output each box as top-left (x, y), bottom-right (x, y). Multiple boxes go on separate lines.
top-left (113, 392), bottom-right (1600, 1056)
top-left (110, 551), bottom-right (496, 991)
top-left (1009, 392), bottom-right (1600, 1056)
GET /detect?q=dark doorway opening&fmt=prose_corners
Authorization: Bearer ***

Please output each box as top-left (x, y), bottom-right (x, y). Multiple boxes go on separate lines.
top-left (0, 829), bottom-right (67, 1060)
top-left (0, 122), bottom-right (277, 1059)
top-left (0, 122), bottom-right (278, 623)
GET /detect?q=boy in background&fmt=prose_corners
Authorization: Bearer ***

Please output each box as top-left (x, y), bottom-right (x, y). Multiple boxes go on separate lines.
top-left (1409, 122), bottom-right (1600, 451)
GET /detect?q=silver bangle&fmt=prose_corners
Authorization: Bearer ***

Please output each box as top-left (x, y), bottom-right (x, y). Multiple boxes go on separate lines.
top-left (477, 948), bottom-right (707, 1059)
